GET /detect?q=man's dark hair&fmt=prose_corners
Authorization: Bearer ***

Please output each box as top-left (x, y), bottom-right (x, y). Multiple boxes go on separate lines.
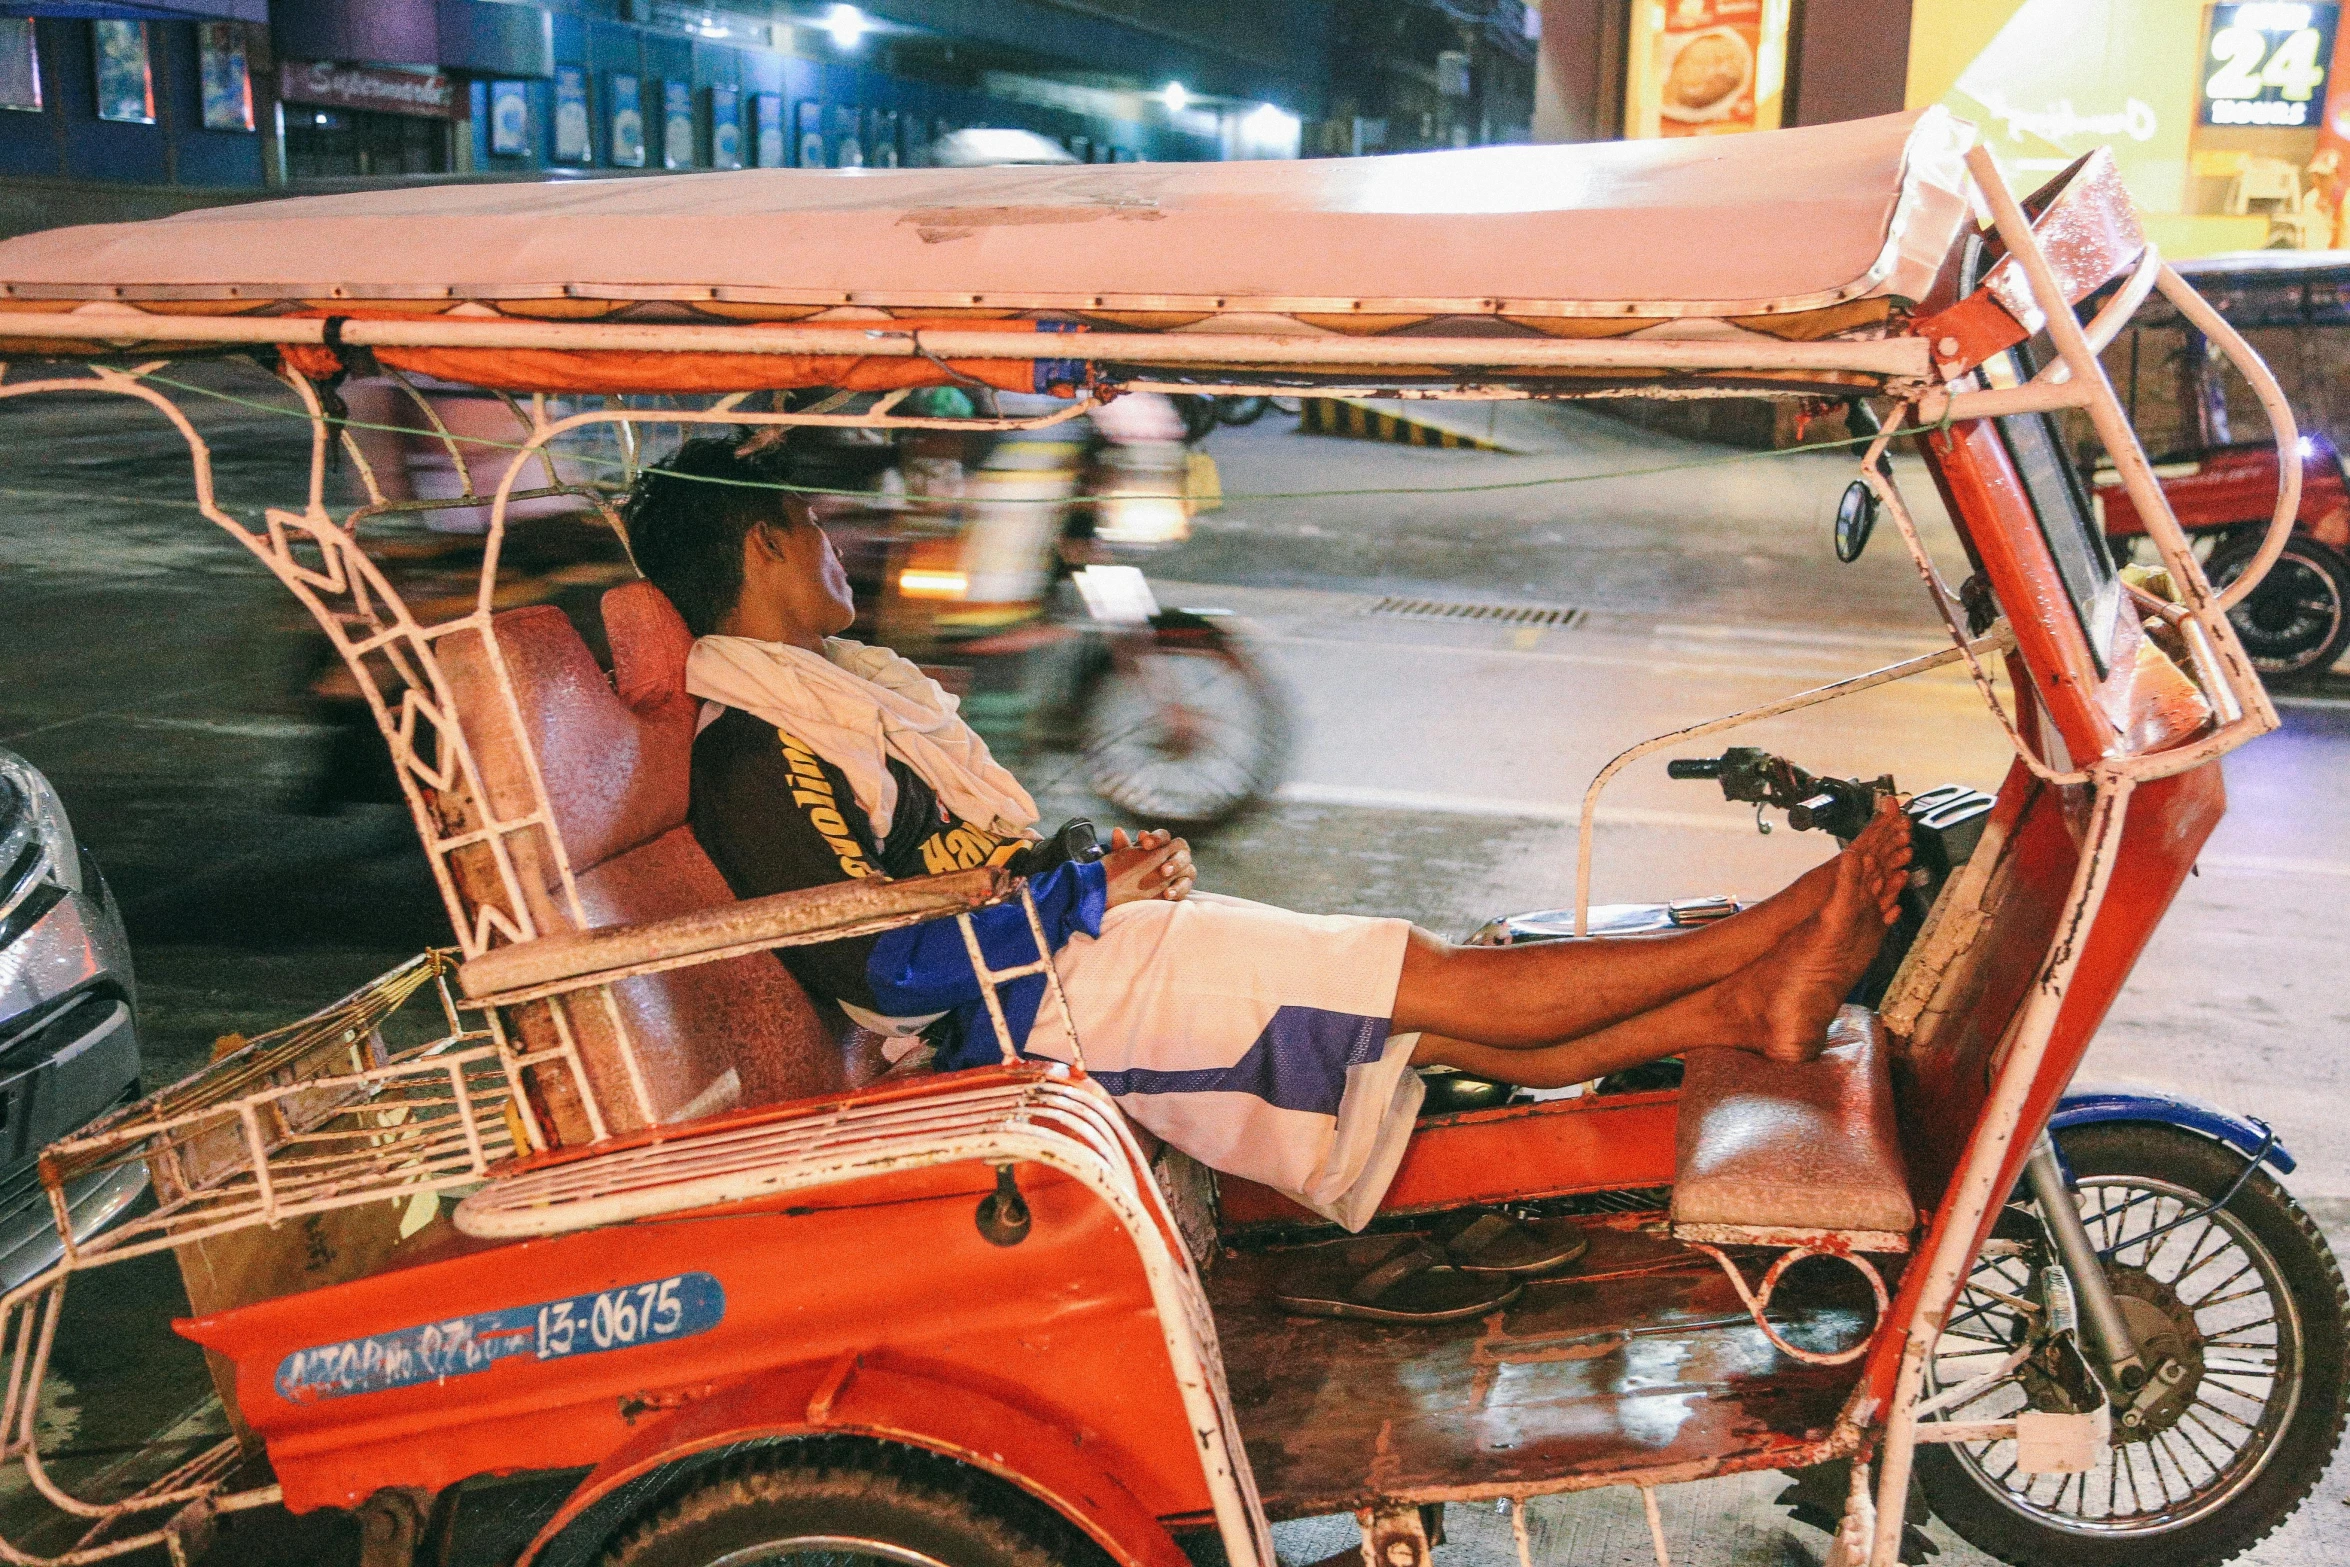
top-left (623, 435), bottom-right (803, 637)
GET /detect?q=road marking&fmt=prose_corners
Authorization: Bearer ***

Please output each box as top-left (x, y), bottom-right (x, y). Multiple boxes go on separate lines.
top-left (2273, 693), bottom-right (2350, 711)
top-left (124, 716), bottom-right (333, 740)
top-left (1652, 621), bottom-right (1946, 656)
top-left (0, 676), bottom-right (240, 743)
top-left (1276, 781), bottom-right (1753, 833)
top-left (2197, 852), bottom-right (2350, 879)
top-left (1254, 631), bottom-right (1980, 687)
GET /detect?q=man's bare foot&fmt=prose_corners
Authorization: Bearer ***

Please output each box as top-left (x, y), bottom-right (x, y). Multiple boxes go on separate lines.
top-left (1752, 848), bottom-right (1895, 1063)
top-left (1847, 797), bottom-right (1915, 925)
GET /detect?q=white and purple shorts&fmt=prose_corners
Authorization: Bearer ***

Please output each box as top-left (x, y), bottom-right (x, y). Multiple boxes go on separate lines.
top-left (1021, 892), bottom-right (1423, 1231)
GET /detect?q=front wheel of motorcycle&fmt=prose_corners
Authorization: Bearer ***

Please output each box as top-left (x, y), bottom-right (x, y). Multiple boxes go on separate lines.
top-left (1914, 1122), bottom-right (2349, 1567)
top-left (1077, 632), bottom-right (1290, 829)
top-left (2205, 532), bottom-right (2350, 685)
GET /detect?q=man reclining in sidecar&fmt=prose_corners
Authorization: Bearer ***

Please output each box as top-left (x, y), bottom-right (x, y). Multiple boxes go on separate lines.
top-left (628, 435), bottom-right (1913, 1311)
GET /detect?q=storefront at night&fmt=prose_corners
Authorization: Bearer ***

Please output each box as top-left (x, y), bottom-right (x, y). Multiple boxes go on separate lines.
top-left (1533, 1), bottom-right (2350, 259)
top-left (1909, 0), bottom-right (2350, 257)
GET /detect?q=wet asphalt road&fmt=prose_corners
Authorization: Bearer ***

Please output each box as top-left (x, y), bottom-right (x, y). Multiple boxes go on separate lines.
top-left (0, 377), bottom-right (2346, 1564)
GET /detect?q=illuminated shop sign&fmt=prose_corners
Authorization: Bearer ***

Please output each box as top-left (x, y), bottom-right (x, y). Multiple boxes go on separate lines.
top-left (2201, 3), bottom-right (2340, 127)
top-left (1623, 0), bottom-right (1792, 140)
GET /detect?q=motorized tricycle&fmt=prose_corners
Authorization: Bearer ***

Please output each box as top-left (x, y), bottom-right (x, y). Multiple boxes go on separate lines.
top-left (0, 107), bottom-right (2334, 1567)
top-left (2093, 250), bottom-right (2350, 683)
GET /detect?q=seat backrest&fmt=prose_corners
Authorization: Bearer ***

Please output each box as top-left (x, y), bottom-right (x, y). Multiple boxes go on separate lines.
top-left (431, 582), bottom-right (846, 1146)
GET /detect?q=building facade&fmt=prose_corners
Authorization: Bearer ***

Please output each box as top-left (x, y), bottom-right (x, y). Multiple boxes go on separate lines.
top-left (13, 2), bottom-right (2321, 264)
top-left (0, 0), bottom-right (1342, 236)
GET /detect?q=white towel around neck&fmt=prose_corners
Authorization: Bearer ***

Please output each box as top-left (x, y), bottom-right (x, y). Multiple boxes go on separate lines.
top-left (686, 634), bottom-right (1039, 844)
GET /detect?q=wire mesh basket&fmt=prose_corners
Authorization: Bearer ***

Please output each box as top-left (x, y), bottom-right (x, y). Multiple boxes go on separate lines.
top-left (37, 951), bottom-right (519, 1269)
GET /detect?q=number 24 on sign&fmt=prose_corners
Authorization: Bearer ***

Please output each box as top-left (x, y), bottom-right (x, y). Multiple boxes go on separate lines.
top-left (2207, 17), bottom-right (2330, 103)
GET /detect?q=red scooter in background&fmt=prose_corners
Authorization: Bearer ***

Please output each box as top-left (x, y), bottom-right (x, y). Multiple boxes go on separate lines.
top-left (2095, 251), bottom-right (2350, 683)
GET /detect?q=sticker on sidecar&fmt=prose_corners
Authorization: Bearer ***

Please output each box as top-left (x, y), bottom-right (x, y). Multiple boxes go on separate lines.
top-left (273, 1271), bottom-right (725, 1402)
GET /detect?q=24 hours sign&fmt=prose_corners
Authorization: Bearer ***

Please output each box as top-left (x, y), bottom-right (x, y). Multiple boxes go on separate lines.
top-left (2203, 3), bottom-right (2341, 127)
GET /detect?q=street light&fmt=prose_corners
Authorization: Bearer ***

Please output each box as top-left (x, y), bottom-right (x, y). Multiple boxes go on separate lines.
top-left (1161, 82), bottom-right (1188, 112)
top-left (1239, 101), bottom-right (1299, 159)
top-left (824, 4), bottom-right (869, 51)
top-left (1245, 103), bottom-right (1296, 138)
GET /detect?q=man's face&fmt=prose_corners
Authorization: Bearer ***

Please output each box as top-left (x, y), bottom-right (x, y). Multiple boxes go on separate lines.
top-left (747, 503), bottom-right (857, 638)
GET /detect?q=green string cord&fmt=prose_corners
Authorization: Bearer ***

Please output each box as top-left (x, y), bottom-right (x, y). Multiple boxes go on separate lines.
top-left (102, 369), bottom-right (1901, 507)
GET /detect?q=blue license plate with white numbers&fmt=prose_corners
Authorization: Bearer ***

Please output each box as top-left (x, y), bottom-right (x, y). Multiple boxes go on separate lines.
top-left (274, 1271), bottom-right (725, 1402)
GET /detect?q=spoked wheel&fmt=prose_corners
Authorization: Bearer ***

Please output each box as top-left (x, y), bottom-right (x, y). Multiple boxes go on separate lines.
top-left (2204, 533), bottom-right (2350, 683)
top-left (1916, 1124), bottom-right (2349, 1567)
top-left (1171, 395), bottom-right (1221, 445)
top-left (599, 1437), bottom-right (1110, 1567)
top-left (1078, 634), bottom-right (1290, 829)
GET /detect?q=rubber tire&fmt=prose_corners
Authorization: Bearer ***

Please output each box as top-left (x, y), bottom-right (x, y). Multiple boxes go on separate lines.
top-left (1214, 396), bottom-right (1270, 427)
top-left (1171, 395), bottom-right (1221, 445)
top-left (1076, 633), bottom-right (1292, 830)
top-left (597, 1436), bottom-right (1112, 1567)
top-left (2204, 533), bottom-right (2350, 684)
top-left (1915, 1122), bottom-right (2350, 1567)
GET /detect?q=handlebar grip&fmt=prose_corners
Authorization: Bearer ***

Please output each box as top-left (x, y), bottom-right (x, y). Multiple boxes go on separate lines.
top-left (1666, 758), bottom-right (1723, 780)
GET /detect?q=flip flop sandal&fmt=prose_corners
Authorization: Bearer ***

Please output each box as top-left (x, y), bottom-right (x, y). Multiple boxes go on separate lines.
top-left (1440, 1211), bottom-right (1591, 1276)
top-left (1272, 1237), bottom-right (1523, 1323)
top-left (1416, 1068), bottom-right (1518, 1115)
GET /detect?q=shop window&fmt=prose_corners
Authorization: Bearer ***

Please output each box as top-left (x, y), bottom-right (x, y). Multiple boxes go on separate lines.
top-left (287, 108), bottom-right (450, 179)
top-left (198, 23), bottom-right (253, 132)
top-left (0, 20), bottom-right (40, 113)
top-left (92, 20), bottom-right (153, 125)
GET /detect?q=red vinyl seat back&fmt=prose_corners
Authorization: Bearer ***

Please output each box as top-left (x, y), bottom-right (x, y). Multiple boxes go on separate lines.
top-left (431, 582), bottom-right (846, 1146)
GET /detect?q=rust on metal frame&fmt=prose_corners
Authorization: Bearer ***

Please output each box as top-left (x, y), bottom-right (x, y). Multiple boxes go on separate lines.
top-left (1210, 1218), bottom-right (1875, 1519)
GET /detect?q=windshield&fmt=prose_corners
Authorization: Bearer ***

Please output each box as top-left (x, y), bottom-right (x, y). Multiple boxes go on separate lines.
top-left (1981, 350), bottom-right (2123, 675)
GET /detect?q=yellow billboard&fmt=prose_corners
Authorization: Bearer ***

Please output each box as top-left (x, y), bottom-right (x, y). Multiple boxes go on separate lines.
top-left (1908, 0), bottom-right (2294, 257)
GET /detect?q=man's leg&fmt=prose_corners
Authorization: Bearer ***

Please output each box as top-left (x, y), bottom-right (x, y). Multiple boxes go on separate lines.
top-left (1391, 802), bottom-right (1912, 1057)
top-left (1413, 964), bottom-right (1765, 1087)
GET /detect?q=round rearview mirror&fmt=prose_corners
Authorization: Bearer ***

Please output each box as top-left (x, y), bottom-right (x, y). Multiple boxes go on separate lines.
top-left (1835, 479), bottom-right (1878, 564)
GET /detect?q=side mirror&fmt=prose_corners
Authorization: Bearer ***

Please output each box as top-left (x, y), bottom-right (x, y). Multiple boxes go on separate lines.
top-left (1835, 479), bottom-right (1878, 564)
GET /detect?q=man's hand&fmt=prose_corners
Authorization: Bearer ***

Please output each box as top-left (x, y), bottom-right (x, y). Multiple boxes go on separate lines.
top-left (1103, 827), bottom-right (1194, 907)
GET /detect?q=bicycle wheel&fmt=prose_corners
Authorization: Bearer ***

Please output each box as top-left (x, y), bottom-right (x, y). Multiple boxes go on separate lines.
top-left (1078, 636), bottom-right (1289, 828)
top-left (1915, 1122), bottom-right (2349, 1567)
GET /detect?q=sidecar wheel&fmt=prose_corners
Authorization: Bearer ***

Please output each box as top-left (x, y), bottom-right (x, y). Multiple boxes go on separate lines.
top-left (598, 1437), bottom-right (1111, 1567)
top-left (1915, 1123), bottom-right (2349, 1567)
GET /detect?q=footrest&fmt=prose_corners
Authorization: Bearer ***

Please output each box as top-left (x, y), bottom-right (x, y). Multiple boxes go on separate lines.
top-left (1669, 1006), bottom-right (1914, 1253)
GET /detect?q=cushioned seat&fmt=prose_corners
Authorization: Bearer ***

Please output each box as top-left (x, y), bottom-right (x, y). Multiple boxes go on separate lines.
top-left (1668, 1006), bottom-right (1915, 1251)
top-left (430, 581), bottom-right (887, 1146)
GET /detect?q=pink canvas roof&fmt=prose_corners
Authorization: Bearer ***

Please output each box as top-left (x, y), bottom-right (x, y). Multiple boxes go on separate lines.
top-left (0, 108), bottom-right (1975, 325)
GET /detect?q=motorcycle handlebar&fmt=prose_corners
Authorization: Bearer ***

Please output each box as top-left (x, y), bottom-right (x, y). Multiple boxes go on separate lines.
top-left (1665, 758), bottom-right (1723, 780)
